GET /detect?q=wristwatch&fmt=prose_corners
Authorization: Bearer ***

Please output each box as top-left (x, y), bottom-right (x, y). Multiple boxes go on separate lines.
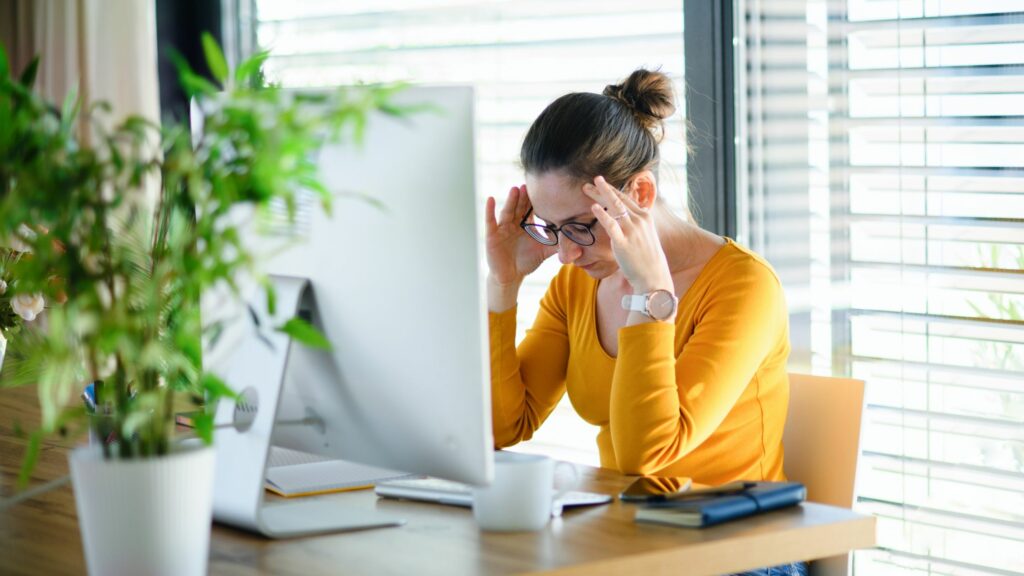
top-left (621, 289), bottom-right (679, 322)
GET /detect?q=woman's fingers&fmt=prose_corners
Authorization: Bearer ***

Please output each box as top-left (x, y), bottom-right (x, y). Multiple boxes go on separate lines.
top-left (594, 175), bottom-right (644, 215)
top-left (514, 183), bottom-right (530, 221)
top-left (602, 176), bottom-right (644, 213)
top-left (497, 186), bottom-right (520, 224)
top-left (583, 178), bottom-right (628, 221)
top-left (591, 203), bottom-right (626, 244)
top-left (485, 196), bottom-right (498, 231)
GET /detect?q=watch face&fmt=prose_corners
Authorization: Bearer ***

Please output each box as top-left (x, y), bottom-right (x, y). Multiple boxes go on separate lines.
top-left (648, 290), bottom-right (678, 321)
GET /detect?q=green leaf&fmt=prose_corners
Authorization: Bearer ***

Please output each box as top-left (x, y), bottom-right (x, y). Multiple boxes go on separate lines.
top-left (378, 101), bottom-right (442, 118)
top-left (180, 70), bottom-right (220, 98)
top-left (167, 48), bottom-right (194, 78)
top-left (336, 189), bottom-right (388, 212)
top-left (351, 113), bottom-right (367, 144)
top-left (235, 50), bottom-right (269, 86)
top-left (264, 279), bottom-right (277, 316)
top-left (59, 87), bottom-right (80, 135)
top-left (17, 431), bottom-right (42, 490)
top-left (277, 317), bottom-right (331, 350)
top-left (297, 177), bottom-right (334, 215)
top-left (201, 372), bottom-right (239, 401)
top-left (192, 412), bottom-right (214, 444)
top-left (18, 57), bottom-right (39, 88)
top-left (0, 43), bottom-right (9, 79)
top-left (168, 49), bottom-right (218, 97)
top-left (201, 32), bottom-right (229, 84)
top-left (122, 410), bottom-right (153, 438)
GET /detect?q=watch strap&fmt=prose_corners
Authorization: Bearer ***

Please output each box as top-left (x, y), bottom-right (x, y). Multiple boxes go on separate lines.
top-left (620, 294), bottom-right (647, 313)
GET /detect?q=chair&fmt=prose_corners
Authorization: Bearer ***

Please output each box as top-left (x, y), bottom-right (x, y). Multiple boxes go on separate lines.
top-left (782, 373), bottom-right (866, 576)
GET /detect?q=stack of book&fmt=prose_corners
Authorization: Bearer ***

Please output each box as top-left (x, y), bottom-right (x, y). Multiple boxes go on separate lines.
top-left (634, 481), bottom-right (806, 528)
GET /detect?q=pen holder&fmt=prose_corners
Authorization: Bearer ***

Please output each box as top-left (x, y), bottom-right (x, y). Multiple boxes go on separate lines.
top-left (86, 411), bottom-right (117, 447)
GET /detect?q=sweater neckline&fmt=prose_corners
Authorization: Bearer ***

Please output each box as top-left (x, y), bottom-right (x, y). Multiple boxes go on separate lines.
top-left (584, 236), bottom-right (735, 360)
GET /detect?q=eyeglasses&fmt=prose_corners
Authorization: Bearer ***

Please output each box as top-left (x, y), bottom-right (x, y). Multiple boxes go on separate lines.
top-left (519, 207), bottom-right (599, 247)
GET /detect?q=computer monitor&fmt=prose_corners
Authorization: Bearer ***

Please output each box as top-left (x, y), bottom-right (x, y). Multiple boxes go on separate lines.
top-left (264, 85), bottom-right (493, 485)
top-left (199, 86), bottom-right (494, 536)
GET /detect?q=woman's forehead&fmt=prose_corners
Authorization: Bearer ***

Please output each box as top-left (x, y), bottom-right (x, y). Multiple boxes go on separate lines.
top-left (525, 171), bottom-right (592, 221)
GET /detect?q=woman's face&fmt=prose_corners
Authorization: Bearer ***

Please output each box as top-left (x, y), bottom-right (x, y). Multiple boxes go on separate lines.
top-left (524, 170), bottom-right (619, 279)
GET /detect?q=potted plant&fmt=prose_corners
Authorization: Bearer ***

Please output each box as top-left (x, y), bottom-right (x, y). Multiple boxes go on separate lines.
top-left (0, 34), bottom-right (404, 575)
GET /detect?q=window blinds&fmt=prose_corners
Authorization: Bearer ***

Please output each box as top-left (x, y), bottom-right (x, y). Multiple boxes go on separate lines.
top-left (741, 1), bottom-right (1024, 574)
top-left (246, 0), bottom-right (686, 465)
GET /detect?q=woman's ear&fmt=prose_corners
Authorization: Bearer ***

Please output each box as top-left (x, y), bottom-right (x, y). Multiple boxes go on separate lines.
top-left (630, 171), bottom-right (658, 209)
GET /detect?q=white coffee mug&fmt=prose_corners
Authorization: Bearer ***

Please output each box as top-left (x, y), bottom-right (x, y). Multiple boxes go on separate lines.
top-left (472, 451), bottom-right (579, 532)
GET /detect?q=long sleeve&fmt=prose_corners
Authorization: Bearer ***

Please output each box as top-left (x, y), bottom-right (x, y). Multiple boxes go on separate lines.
top-left (609, 258), bottom-right (787, 475)
top-left (489, 271), bottom-right (572, 448)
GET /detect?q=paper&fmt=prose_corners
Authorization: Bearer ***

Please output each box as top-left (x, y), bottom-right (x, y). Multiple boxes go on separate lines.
top-left (265, 458), bottom-right (414, 498)
top-left (267, 446), bottom-right (332, 468)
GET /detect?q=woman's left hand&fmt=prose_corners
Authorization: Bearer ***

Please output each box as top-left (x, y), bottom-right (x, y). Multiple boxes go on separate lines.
top-left (584, 176), bottom-right (674, 294)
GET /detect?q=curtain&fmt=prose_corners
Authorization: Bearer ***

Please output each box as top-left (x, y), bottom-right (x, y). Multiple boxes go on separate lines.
top-left (0, 0), bottom-right (161, 208)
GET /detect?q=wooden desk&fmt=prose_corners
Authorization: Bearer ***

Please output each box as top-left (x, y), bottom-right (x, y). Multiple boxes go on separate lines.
top-left (1, 386), bottom-right (875, 575)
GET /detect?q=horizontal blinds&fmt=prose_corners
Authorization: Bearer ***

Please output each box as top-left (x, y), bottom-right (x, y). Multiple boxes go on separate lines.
top-left (249, 0), bottom-right (685, 466)
top-left (738, 0), bottom-right (832, 371)
top-left (743, 1), bottom-right (1024, 574)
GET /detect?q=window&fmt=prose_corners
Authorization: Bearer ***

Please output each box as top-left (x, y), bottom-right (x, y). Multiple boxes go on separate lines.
top-left (242, 0), bottom-right (686, 466)
top-left (740, 1), bottom-right (1024, 574)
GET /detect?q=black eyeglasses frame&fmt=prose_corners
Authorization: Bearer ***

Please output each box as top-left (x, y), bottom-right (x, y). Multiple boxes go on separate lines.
top-left (519, 207), bottom-right (600, 247)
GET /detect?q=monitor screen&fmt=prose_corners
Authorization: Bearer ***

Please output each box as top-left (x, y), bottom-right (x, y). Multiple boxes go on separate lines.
top-left (203, 86), bottom-right (493, 488)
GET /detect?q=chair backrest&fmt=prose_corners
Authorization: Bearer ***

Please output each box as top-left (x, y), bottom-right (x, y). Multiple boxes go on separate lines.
top-left (783, 373), bottom-right (865, 509)
top-left (783, 374), bottom-right (867, 576)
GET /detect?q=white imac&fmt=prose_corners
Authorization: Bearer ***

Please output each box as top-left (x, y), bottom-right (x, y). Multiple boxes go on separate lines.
top-left (201, 86), bottom-right (494, 537)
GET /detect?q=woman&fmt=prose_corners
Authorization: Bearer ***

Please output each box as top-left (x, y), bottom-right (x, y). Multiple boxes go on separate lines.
top-left (485, 69), bottom-right (802, 576)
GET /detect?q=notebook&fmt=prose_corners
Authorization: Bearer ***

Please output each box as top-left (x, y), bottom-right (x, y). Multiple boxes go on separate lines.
top-left (264, 447), bottom-right (415, 498)
top-left (634, 481), bottom-right (806, 528)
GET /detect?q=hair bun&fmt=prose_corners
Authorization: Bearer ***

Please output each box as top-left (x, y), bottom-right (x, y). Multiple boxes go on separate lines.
top-left (602, 69), bottom-right (676, 133)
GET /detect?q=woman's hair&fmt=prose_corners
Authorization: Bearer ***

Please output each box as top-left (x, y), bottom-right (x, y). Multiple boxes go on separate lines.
top-left (520, 69), bottom-right (676, 190)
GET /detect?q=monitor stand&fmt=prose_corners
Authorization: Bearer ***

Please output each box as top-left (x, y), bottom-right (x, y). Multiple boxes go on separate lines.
top-left (208, 275), bottom-right (404, 538)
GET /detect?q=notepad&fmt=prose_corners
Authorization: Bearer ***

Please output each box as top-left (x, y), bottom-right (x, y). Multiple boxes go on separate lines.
top-left (635, 481), bottom-right (806, 528)
top-left (264, 450), bottom-right (415, 498)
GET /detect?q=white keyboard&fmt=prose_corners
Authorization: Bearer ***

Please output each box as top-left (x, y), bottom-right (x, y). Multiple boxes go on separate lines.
top-left (375, 477), bottom-right (613, 510)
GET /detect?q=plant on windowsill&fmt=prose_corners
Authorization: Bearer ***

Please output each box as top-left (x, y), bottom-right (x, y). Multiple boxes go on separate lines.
top-left (0, 34), bottom-right (407, 576)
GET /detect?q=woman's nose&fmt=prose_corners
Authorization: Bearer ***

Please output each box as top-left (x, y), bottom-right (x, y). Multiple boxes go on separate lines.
top-left (557, 234), bottom-right (582, 265)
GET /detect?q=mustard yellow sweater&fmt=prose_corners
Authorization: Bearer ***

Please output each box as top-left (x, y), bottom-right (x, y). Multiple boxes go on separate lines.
top-left (489, 238), bottom-right (791, 484)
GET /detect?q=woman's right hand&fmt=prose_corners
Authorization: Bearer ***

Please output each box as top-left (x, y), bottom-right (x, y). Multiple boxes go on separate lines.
top-left (485, 185), bottom-right (556, 293)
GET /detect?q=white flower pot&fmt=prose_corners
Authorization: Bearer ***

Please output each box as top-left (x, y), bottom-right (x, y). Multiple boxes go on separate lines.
top-left (69, 443), bottom-right (215, 576)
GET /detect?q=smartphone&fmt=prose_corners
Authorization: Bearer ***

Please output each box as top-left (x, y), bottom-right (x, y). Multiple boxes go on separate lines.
top-left (619, 476), bottom-right (693, 503)
top-left (668, 480), bottom-right (758, 500)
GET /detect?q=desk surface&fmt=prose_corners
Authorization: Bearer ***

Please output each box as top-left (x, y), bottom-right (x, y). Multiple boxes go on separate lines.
top-left (1, 386), bottom-right (875, 576)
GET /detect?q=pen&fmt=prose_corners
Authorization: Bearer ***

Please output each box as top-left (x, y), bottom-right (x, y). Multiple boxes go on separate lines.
top-left (81, 382), bottom-right (97, 412)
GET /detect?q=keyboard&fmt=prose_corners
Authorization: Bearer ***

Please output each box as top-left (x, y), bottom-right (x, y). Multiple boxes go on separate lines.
top-left (375, 477), bottom-right (613, 512)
